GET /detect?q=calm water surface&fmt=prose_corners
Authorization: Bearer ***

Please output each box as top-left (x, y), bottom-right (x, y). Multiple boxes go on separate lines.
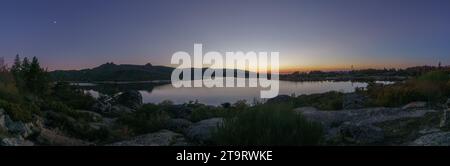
top-left (85, 79), bottom-right (373, 105)
top-left (135, 79), bottom-right (369, 105)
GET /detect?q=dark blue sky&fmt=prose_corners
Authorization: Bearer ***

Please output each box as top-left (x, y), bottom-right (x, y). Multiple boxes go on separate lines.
top-left (1, 0), bottom-right (450, 71)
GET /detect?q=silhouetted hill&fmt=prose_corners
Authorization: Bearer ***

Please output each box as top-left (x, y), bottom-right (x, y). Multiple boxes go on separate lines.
top-left (50, 63), bottom-right (258, 82)
top-left (50, 63), bottom-right (174, 82)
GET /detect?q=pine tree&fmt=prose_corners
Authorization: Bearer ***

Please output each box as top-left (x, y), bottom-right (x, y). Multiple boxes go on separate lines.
top-left (22, 57), bottom-right (30, 73)
top-left (27, 56), bottom-right (49, 94)
top-left (10, 54), bottom-right (26, 90)
top-left (0, 56), bottom-right (4, 70)
top-left (11, 54), bottom-right (21, 75)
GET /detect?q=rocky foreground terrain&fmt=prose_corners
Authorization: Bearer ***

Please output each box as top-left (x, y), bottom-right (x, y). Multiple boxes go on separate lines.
top-left (1, 91), bottom-right (450, 146)
top-left (0, 90), bottom-right (225, 146)
top-left (296, 101), bottom-right (450, 145)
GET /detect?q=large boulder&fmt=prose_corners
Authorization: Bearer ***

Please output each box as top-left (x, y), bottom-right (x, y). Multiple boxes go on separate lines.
top-left (35, 128), bottom-right (92, 146)
top-left (1, 137), bottom-right (34, 146)
top-left (91, 91), bottom-right (142, 116)
top-left (165, 118), bottom-right (193, 133)
top-left (92, 97), bottom-right (135, 116)
top-left (440, 99), bottom-right (450, 128)
top-left (440, 109), bottom-right (450, 128)
top-left (186, 118), bottom-right (223, 144)
top-left (402, 101), bottom-right (427, 110)
top-left (294, 106), bottom-right (350, 128)
top-left (115, 90), bottom-right (142, 110)
top-left (92, 96), bottom-right (113, 114)
top-left (411, 132), bottom-right (450, 146)
top-left (294, 106), bottom-right (318, 113)
top-left (297, 107), bottom-right (437, 128)
top-left (296, 106), bottom-right (441, 145)
top-left (0, 108), bottom-right (33, 138)
top-left (5, 119), bottom-right (32, 138)
top-left (0, 108), bottom-right (7, 131)
top-left (108, 130), bottom-right (188, 146)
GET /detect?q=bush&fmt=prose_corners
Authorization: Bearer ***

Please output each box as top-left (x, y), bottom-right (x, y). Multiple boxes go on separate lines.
top-left (366, 71), bottom-right (450, 107)
top-left (0, 99), bottom-right (34, 122)
top-left (188, 100), bottom-right (252, 122)
top-left (189, 106), bottom-right (229, 122)
top-left (51, 82), bottom-right (96, 110)
top-left (44, 110), bottom-right (110, 141)
top-left (0, 127), bottom-right (12, 139)
top-left (293, 91), bottom-right (343, 110)
top-left (41, 101), bottom-right (99, 122)
top-left (417, 70), bottom-right (450, 82)
top-left (0, 71), bottom-right (22, 102)
top-left (0, 70), bottom-right (39, 123)
top-left (212, 103), bottom-right (323, 145)
top-left (117, 103), bottom-right (170, 135)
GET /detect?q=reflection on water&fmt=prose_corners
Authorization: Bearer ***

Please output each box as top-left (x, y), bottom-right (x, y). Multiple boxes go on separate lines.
top-left (141, 80), bottom-right (367, 105)
top-left (81, 78), bottom-right (391, 105)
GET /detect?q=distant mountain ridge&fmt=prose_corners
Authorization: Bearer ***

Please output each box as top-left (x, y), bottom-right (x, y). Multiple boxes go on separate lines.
top-left (50, 62), bottom-right (257, 82)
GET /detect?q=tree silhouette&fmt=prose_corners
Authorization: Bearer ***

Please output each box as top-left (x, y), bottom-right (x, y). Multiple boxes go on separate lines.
top-left (10, 55), bottom-right (49, 95)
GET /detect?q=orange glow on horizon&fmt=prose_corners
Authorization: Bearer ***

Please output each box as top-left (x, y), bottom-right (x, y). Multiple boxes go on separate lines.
top-left (278, 63), bottom-right (418, 74)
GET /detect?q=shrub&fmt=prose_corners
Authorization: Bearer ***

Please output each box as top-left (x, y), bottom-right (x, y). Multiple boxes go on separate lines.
top-left (188, 99), bottom-right (253, 122)
top-left (117, 103), bottom-right (170, 135)
top-left (42, 101), bottom-right (110, 141)
top-left (232, 100), bottom-right (250, 110)
top-left (44, 110), bottom-right (110, 141)
top-left (212, 103), bottom-right (323, 146)
top-left (293, 91), bottom-right (343, 110)
top-left (51, 82), bottom-right (96, 110)
top-left (41, 101), bottom-right (99, 122)
top-left (0, 70), bottom-right (22, 103)
top-left (0, 127), bottom-right (12, 139)
top-left (189, 106), bottom-right (229, 122)
top-left (366, 71), bottom-right (450, 107)
top-left (0, 99), bottom-right (34, 122)
top-left (0, 70), bottom-right (38, 123)
top-left (417, 70), bottom-right (450, 82)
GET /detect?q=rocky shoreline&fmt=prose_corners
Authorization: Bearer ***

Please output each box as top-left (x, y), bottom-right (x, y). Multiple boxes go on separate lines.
top-left (296, 104), bottom-right (449, 145)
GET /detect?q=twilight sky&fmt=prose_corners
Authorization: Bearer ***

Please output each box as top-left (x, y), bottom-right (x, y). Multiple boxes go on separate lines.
top-left (1, 0), bottom-right (450, 71)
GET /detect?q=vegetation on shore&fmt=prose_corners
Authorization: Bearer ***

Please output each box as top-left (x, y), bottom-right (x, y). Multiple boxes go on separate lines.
top-left (1, 55), bottom-right (105, 142)
top-left (363, 70), bottom-right (450, 107)
top-left (281, 66), bottom-right (447, 82)
top-left (212, 103), bottom-right (323, 145)
top-left (273, 70), bottom-right (450, 110)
